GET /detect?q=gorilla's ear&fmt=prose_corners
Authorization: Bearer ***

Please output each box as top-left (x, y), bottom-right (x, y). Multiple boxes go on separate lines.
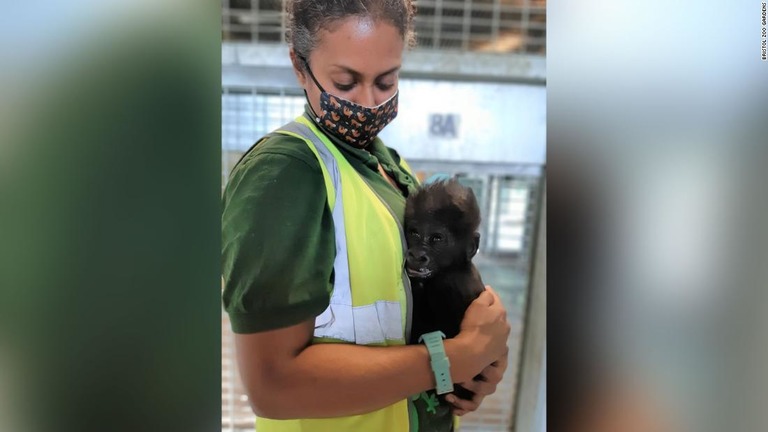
top-left (467, 232), bottom-right (480, 260)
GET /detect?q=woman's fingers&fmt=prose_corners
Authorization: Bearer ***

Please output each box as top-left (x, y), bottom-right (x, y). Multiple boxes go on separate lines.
top-left (480, 351), bottom-right (509, 384)
top-left (460, 377), bottom-right (498, 397)
top-left (480, 365), bottom-right (504, 385)
top-left (484, 285), bottom-right (500, 305)
top-left (472, 289), bottom-right (495, 307)
top-left (445, 352), bottom-right (510, 415)
top-left (445, 393), bottom-right (481, 416)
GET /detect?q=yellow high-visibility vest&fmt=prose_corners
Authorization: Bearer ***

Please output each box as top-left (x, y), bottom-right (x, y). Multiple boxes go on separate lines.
top-left (256, 115), bottom-right (416, 432)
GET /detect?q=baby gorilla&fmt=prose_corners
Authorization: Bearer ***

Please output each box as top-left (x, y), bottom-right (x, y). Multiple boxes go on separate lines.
top-left (405, 179), bottom-right (486, 401)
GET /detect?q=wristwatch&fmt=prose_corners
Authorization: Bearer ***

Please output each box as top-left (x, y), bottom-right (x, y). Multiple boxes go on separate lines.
top-left (418, 331), bottom-right (453, 395)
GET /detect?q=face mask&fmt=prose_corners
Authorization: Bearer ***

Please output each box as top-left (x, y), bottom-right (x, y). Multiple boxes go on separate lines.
top-left (301, 57), bottom-right (399, 149)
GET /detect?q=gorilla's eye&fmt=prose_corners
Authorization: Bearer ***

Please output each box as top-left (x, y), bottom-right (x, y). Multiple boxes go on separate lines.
top-left (408, 228), bottom-right (420, 239)
top-left (429, 234), bottom-right (444, 243)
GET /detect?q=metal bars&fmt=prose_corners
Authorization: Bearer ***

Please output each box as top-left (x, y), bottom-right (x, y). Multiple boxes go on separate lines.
top-left (221, 86), bottom-right (305, 189)
top-left (221, 0), bottom-right (546, 54)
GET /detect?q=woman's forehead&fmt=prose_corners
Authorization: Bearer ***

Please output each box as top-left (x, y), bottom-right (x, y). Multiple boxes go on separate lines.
top-left (311, 16), bottom-right (404, 75)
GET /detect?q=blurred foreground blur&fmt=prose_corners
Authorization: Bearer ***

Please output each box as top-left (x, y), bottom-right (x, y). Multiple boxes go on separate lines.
top-left (549, 0), bottom-right (768, 431)
top-left (1, 2), bottom-right (220, 432)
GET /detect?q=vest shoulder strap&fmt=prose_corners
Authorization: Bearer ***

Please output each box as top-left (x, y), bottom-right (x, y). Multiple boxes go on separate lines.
top-left (274, 121), bottom-right (354, 341)
top-left (274, 121), bottom-right (338, 210)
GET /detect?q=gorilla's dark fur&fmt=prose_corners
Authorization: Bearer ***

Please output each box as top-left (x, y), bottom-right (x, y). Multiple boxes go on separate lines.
top-left (405, 179), bottom-right (486, 400)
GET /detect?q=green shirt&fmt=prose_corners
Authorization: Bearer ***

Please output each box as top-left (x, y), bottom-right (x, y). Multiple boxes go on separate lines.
top-left (222, 108), bottom-right (418, 333)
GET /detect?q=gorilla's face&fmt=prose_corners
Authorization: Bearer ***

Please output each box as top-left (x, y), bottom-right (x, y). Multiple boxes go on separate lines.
top-left (403, 180), bottom-right (481, 280)
top-left (404, 218), bottom-right (471, 279)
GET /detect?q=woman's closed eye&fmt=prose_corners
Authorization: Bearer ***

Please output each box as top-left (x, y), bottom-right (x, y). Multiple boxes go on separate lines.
top-left (333, 81), bottom-right (395, 92)
top-left (334, 82), bottom-right (355, 92)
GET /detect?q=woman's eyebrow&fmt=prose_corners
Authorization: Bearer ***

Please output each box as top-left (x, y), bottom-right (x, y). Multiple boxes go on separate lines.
top-left (376, 66), bottom-right (401, 79)
top-left (330, 65), bottom-right (401, 79)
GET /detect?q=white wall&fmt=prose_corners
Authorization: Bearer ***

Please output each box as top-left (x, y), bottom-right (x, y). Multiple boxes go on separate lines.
top-left (380, 79), bottom-right (546, 165)
top-left (221, 78), bottom-right (546, 166)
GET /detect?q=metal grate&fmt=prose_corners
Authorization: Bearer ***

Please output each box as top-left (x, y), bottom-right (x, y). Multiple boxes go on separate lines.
top-left (221, 86), bottom-right (305, 188)
top-left (222, 311), bottom-right (255, 431)
top-left (221, 0), bottom-right (546, 55)
top-left (222, 0), bottom-right (287, 44)
top-left (484, 176), bottom-right (541, 261)
top-left (412, 0), bottom-right (546, 54)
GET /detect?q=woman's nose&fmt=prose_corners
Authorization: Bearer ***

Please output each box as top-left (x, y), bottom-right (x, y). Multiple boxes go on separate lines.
top-left (355, 85), bottom-right (377, 108)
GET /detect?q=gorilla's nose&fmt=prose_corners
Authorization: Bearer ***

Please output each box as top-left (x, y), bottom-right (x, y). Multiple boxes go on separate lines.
top-left (407, 251), bottom-right (430, 268)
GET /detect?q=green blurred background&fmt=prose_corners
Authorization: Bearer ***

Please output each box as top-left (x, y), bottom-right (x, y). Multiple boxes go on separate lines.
top-left (0, 3), bottom-right (221, 432)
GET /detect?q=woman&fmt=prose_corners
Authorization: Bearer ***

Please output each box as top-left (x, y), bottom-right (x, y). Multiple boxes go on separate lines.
top-left (221, 1), bottom-right (510, 431)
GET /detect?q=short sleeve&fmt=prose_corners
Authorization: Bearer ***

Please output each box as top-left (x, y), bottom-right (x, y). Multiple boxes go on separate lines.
top-left (221, 143), bottom-right (335, 333)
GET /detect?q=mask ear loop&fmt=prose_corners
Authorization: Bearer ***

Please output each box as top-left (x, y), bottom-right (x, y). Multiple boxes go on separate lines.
top-left (298, 56), bottom-right (326, 123)
top-left (299, 56), bottom-right (326, 93)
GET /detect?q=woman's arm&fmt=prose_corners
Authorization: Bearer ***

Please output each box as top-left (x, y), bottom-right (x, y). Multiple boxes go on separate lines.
top-left (236, 288), bottom-right (509, 419)
top-left (236, 320), bottom-right (470, 419)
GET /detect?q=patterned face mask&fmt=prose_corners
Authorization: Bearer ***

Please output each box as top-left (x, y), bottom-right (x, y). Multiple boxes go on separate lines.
top-left (301, 57), bottom-right (399, 149)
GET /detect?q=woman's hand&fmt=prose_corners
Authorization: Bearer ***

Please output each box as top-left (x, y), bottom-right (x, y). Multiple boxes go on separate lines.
top-left (456, 286), bottom-right (510, 374)
top-left (444, 285), bottom-right (510, 415)
top-left (446, 350), bottom-right (509, 416)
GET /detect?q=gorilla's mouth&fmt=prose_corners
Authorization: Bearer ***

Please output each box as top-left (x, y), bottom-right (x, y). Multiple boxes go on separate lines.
top-left (406, 267), bottom-right (432, 279)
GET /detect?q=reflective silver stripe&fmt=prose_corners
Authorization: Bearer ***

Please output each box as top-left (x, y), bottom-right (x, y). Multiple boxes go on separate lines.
top-left (278, 120), bottom-right (403, 344)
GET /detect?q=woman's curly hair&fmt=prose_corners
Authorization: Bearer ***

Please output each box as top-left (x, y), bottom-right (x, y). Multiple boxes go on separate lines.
top-left (285, 0), bottom-right (417, 69)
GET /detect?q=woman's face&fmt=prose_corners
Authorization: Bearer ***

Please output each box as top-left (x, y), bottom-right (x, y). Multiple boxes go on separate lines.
top-left (293, 17), bottom-right (404, 112)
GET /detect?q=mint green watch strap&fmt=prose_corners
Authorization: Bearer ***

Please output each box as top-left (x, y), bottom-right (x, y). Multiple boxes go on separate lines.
top-left (418, 331), bottom-right (453, 395)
